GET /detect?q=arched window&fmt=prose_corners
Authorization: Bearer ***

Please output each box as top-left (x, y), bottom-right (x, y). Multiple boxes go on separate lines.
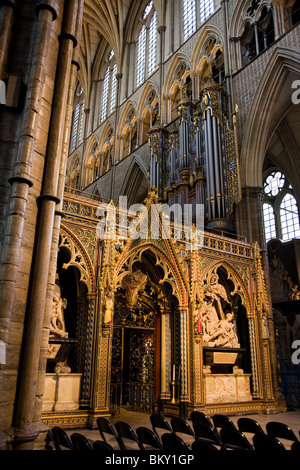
top-left (183, 0), bottom-right (196, 40)
top-left (263, 170), bottom-right (300, 242)
top-left (280, 193), bottom-right (300, 241)
top-left (200, 0), bottom-right (215, 24)
top-left (100, 51), bottom-right (117, 122)
top-left (71, 86), bottom-right (85, 151)
top-left (136, 3), bottom-right (158, 88)
top-left (240, 3), bottom-right (275, 66)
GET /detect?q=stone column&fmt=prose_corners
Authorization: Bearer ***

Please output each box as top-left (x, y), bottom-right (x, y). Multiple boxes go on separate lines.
top-left (0, 1), bottom-right (59, 450)
top-left (33, 0), bottom-right (84, 440)
top-left (0, 0), bottom-right (16, 80)
top-left (12, 0), bottom-right (79, 450)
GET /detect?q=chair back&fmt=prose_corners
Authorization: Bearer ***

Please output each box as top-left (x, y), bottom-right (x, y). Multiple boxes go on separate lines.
top-left (237, 417), bottom-right (265, 436)
top-left (220, 427), bottom-right (253, 450)
top-left (253, 433), bottom-right (286, 451)
top-left (93, 440), bottom-right (114, 452)
top-left (51, 426), bottom-right (73, 450)
top-left (71, 433), bottom-right (93, 451)
top-left (192, 439), bottom-right (219, 453)
top-left (136, 426), bottom-right (163, 450)
top-left (170, 417), bottom-right (195, 437)
top-left (150, 413), bottom-right (172, 433)
top-left (191, 411), bottom-right (213, 429)
top-left (97, 417), bottom-right (124, 450)
top-left (115, 421), bottom-right (144, 450)
top-left (45, 429), bottom-right (56, 450)
top-left (161, 433), bottom-right (189, 452)
top-left (193, 423), bottom-right (222, 446)
top-left (212, 414), bottom-right (236, 430)
top-left (266, 421), bottom-right (299, 442)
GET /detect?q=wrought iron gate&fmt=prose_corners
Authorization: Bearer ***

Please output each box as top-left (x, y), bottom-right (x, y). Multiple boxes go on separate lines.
top-left (110, 304), bottom-right (156, 414)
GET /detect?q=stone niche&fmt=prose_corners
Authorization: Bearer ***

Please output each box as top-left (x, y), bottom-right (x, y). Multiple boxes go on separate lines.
top-left (42, 373), bottom-right (82, 412)
top-left (204, 365), bottom-right (252, 404)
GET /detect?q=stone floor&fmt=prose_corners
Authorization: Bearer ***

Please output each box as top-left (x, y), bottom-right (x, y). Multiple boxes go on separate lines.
top-left (65, 407), bottom-right (300, 450)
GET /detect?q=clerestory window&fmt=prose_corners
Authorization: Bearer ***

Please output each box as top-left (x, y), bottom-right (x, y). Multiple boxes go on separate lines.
top-left (136, 2), bottom-right (158, 88)
top-left (263, 170), bottom-right (300, 243)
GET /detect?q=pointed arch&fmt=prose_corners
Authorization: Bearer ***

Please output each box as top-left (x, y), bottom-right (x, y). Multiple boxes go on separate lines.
top-left (201, 260), bottom-right (252, 314)
top-left (240, 47), bottom-right (300, 187)
top-left (59, 225), bottom-right (96, 294)
top-left (191, 24), bottom-right (224, 71)
top-left (115, 242), bottom-right (189, 307)
top-left (119, 156), bottom-right (149, 205)
top-left (82, 134), bottom-right (99, 187)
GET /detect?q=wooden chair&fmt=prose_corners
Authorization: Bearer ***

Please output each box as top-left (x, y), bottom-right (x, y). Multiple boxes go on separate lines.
top-left (161, 433), bottom-right (189, 452)
top-left (115, 421), bottom-right (144, 451)
top-left (70, 433), bottom-right (93, 451)
top-left (51, 426), bottom-right (73, 450)
top-left (150, 412), bottom-right (173, 439)
top-left (266, 421), bottom-right (299, 444)
top-left (253, 433), bottom-right (286, 452)
top-left (212, 414), bottom-right (236, 431)
top-left (191, 411), bottom-right (214, 430)
top-left (136, 426), bottom-right (163, 450)
top-left (93, 440), bottom-right (114, 452)
top-left (192, 439), bottom-right (220, 453)
top-left (220, 427), bottom-right (253, 450)
top-left (96, 417), bottom-right (124, 450)
top-left (193, 423), bottom-right (223, 448)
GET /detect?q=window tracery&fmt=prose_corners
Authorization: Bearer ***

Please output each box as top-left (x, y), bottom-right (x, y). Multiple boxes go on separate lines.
top-left (263, 170), bottom-right (300, 242)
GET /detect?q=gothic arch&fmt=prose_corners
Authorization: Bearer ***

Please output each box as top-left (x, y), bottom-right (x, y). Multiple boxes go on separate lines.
top-left (136, 80), bottom-right (159, 119)
top-left (59, 225), bottom-right (96, 294)
top-left (115, 242), bottom-right (189, 307)
top-left (229, 0), bottom-right (273, 38)
top-left (119, 156), bottom-right (149, 205)
top-left (200, 260), bottom-right (252, 314)
top-left (240, 47), bottom-right (300, 188)
top-left (191, 24), bottom-right (224, 71)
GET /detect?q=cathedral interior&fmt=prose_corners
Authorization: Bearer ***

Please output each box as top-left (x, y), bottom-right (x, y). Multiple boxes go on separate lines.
top-left (0, 0), bottom-right (300, 451)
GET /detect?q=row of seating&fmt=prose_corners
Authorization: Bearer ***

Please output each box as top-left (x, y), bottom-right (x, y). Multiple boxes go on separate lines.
top-left (45, 412), bottom-right (300, 452)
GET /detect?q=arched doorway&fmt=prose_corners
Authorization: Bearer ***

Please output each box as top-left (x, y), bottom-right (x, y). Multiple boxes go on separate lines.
top-left (110, 247), bottom-right (183, 415)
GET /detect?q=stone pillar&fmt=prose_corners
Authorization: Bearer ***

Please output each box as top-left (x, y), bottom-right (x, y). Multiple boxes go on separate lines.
top-left (12, 0), bottom-right (79, 450)
top-left (0, 0), bottom-right (16, 80)
top-left (33, 0), bottom-right (84, 444)
top-left (0, 1), bottom-right (59, 450)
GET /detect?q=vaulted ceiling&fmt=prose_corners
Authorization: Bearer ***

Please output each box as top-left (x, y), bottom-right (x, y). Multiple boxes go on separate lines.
top-left (79, 0), bottom-right (162, 100)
